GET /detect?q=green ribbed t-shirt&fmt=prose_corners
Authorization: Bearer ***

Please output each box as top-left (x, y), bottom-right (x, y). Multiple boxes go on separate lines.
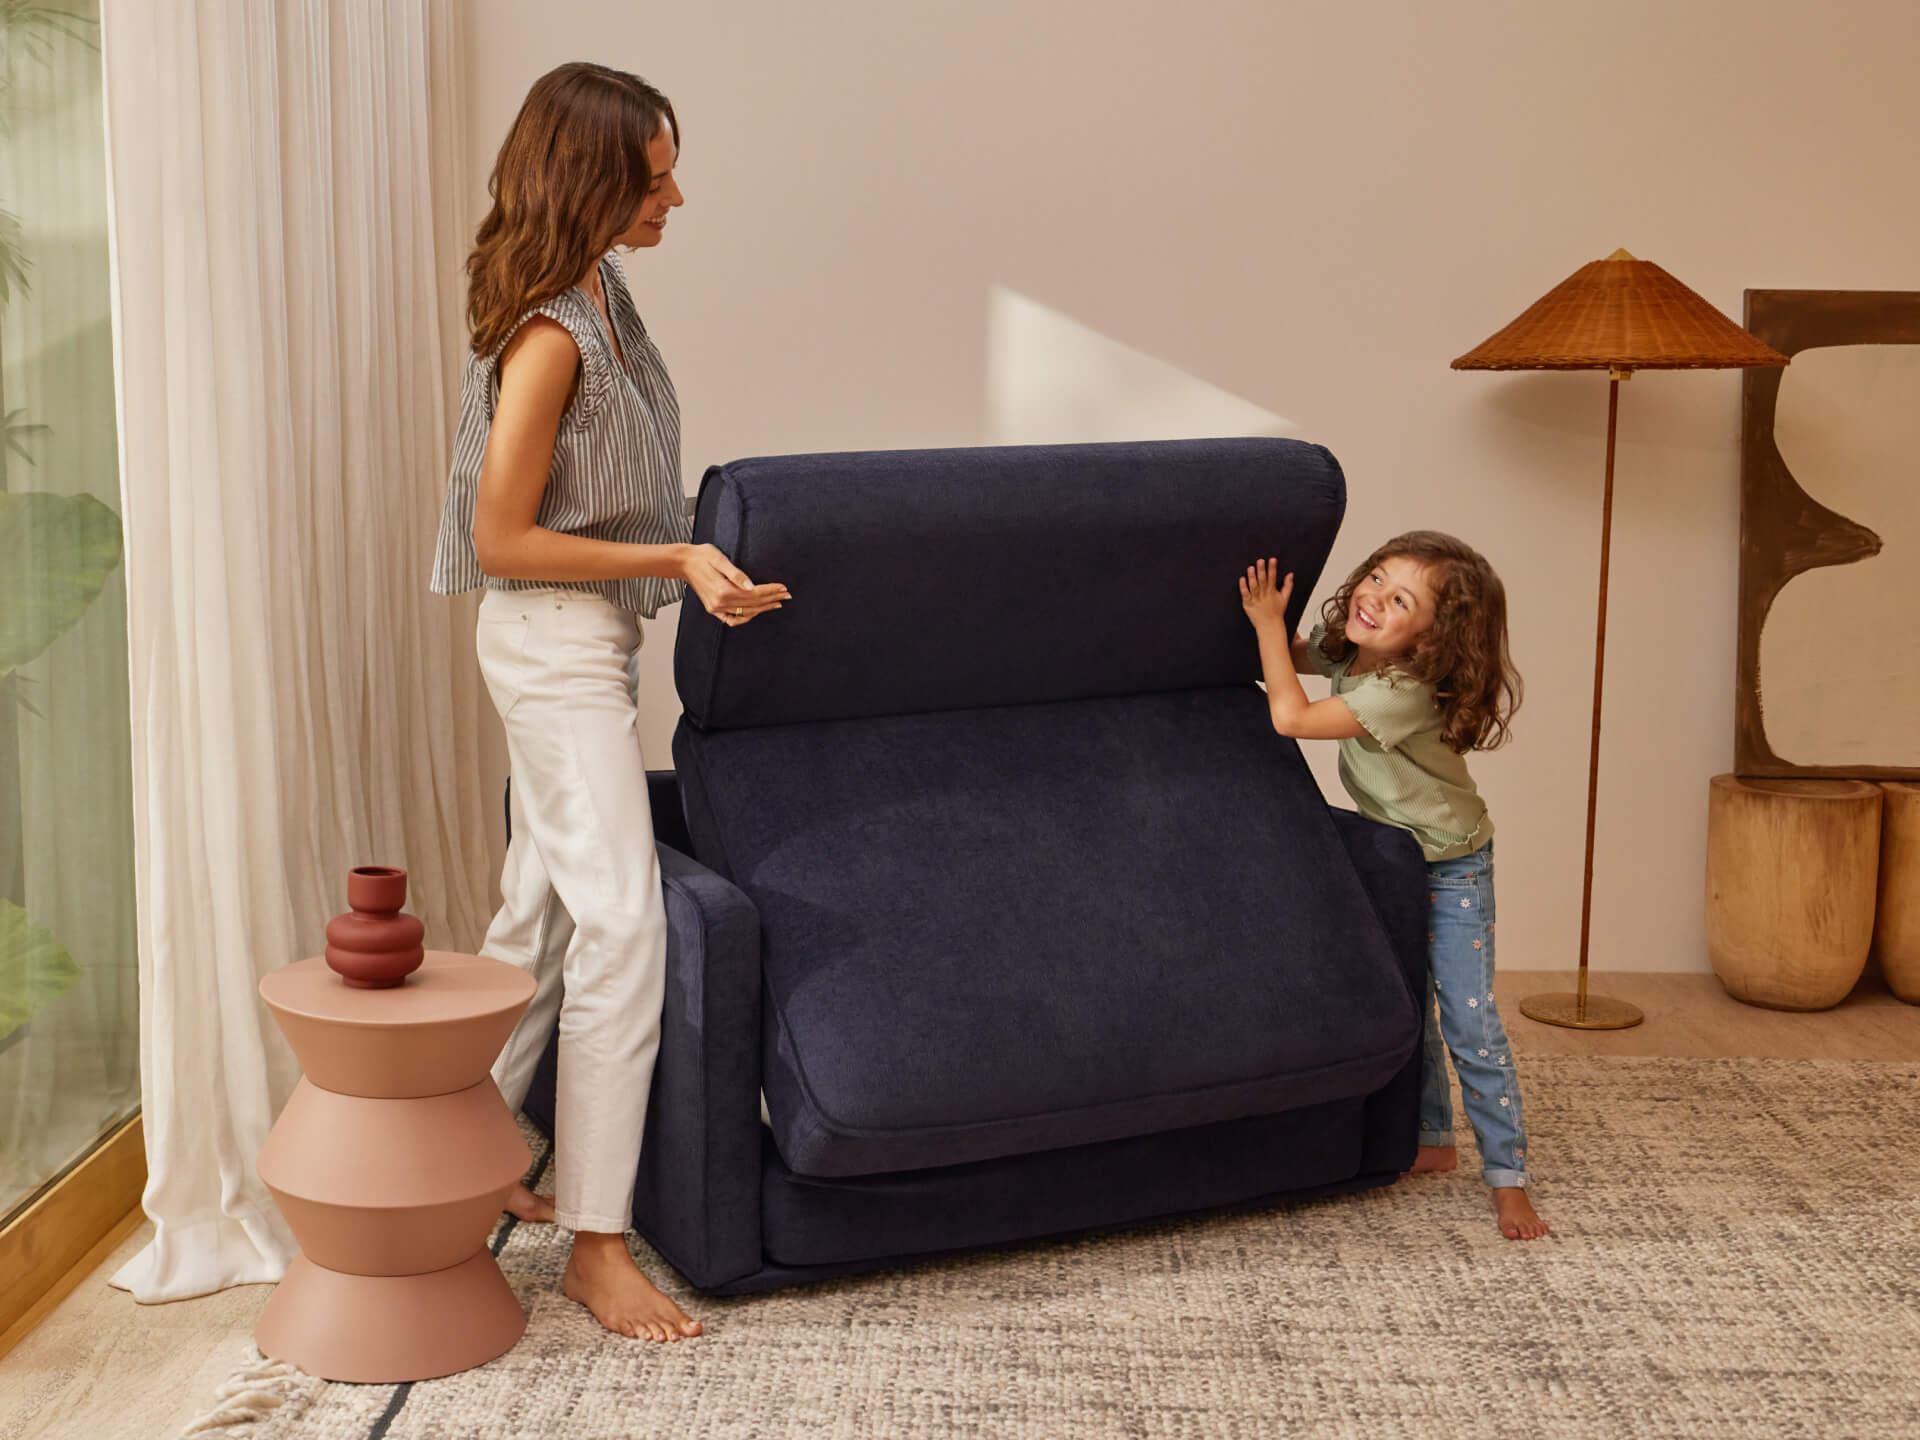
top-left (1303, 624), bottom-right (1492, 862)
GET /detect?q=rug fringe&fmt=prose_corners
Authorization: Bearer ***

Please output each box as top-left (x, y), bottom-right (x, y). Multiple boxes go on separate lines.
top-left (176, 1348), bottom-right (317, 1436)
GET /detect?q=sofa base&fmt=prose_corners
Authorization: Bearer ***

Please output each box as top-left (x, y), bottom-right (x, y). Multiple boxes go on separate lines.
top-left (707, 1168), bottom-right (1401, 1297)
top-left (521, 1080), bottom-right (1412, 1296)
top-left (761, 1095), bottom-right (1370, 1268)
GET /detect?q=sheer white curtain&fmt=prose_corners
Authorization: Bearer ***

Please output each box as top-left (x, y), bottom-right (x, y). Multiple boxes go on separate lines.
top-left (100, 0), bottom-right (503, 1302)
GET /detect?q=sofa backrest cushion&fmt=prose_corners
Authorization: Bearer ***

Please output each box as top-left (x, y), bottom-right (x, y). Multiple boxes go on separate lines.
top-left (673, 437), bottom-right (1345, 730)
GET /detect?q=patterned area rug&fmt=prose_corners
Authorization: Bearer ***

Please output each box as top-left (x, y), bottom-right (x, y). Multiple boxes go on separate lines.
top-left (183, 1058), bottom-right (1920, 1439)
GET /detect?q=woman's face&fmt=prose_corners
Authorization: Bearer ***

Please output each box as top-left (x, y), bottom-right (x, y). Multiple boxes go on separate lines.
top-left (615, 124), bottom-right (683, 248)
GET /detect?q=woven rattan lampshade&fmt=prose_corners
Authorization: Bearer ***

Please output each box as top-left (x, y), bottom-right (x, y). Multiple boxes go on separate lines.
top-left (1451, 250), bottom-right (1788, 372)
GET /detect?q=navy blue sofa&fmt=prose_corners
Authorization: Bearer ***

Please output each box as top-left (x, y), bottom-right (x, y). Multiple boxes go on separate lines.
top-left (524, 437), bottom-right (1427, 1295)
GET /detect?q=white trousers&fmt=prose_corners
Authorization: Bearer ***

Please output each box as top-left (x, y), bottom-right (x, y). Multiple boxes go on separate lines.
top-left (475, 587), bottom-right (668, 1234)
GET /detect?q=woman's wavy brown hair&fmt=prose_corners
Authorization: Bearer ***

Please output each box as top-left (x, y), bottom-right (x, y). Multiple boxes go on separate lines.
top-left (1315, 530), bottom-right (1522, 754)
top-left (467, 63), bottom-right (677, 356)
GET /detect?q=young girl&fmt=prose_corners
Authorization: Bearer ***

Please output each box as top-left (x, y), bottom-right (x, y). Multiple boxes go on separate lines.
top-left (431, 64), bottom-right (789, 1341)
top-left (1238, 533), bottom-right (1547, 1240)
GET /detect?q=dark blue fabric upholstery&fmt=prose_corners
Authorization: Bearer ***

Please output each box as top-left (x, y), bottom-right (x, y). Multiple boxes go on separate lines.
top-left (512, 436), bottom-right (1432, 1294)
top-left (715, 1172), bottom-right (1400, 1295)
top-left (674, 686), bottom-right (1420, 1178)
top-left (518, 790), bottom-right (1429, 1294)
top-left (758, 1099), bottom-right (1365, 1268)
top-left (1328, 810), bottom-right (1429, 1177)
top-left (673, 438), bottom-right (1346, 730)
top-left (720, 810), bottom-right (1426, 1292)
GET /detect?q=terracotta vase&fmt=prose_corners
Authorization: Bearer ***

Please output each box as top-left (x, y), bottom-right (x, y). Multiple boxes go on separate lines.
top-left (325, 867), bottom-right (426, 989)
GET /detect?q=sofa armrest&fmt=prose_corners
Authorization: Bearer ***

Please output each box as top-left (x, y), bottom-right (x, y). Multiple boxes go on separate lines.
top-left (1325, 807), bottom-right (1428, 1176)
top-left (630, 842), bottom-right (765, 1290)
top-left (1326, 808), bottom-right (1427, 999)
top-left (646, 770), bottom-right (694, 855)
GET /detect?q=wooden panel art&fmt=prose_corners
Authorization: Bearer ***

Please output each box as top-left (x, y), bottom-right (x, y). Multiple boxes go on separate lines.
top-left (1736, 290), bottom-right (1920, 777)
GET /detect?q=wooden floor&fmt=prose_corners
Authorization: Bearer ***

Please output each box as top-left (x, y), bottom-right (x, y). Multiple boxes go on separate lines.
top-left (1491, 963), bottom-right (1920, 1060)
top-left (4, 968), bottom-right (1918, 1440)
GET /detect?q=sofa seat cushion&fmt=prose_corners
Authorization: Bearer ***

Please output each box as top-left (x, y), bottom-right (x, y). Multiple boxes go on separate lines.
top-left (673, 686), bottom-right (1420, 1178)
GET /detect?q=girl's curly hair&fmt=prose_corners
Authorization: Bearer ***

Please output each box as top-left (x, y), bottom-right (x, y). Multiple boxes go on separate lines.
top-left (467, 63), bottom-right (677, 356)
top-left (1316, 531), bottom-right (1522, 754)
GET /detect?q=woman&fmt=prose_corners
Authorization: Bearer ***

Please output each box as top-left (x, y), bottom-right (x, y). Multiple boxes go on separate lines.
top-left (431, 62), bottom-right (786, 1342)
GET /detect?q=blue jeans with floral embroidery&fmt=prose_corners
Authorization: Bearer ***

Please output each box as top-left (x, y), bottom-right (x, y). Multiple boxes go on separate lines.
top-left (1419, 842), bottom-right (1529, 1189)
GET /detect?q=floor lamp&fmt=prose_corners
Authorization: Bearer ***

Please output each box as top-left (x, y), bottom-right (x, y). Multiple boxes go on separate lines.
top-left (1451, 250), bottom-right (1788, 1030)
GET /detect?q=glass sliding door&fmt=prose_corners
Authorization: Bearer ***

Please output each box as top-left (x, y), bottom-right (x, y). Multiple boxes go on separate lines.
top-left (0, 0), bottom-right (138, 1224)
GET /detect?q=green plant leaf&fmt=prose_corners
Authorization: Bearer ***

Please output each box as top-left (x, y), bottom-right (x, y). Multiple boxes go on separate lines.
top-left (0, 206), bottom-right (26, 311)
top-left (1, 669), bottom-right (40, 716)
top-left (0, 897), bottom-right (79, 1041)
top-left (0, 2), bottom-right (97, 54)
top-left (2, 5), bottom-right (97, 146)
top-left (2, 407), bottom-right (48, 462)
top-left (0, 491), bottom-right (123, 677)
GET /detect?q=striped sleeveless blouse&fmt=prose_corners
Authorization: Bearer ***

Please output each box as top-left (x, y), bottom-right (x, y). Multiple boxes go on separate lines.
top-left (431, 254), bottom-right (689, 617)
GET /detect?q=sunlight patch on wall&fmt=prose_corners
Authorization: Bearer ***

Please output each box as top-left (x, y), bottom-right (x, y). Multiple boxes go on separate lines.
top-left (986, 285), bottom-right (1297, 446)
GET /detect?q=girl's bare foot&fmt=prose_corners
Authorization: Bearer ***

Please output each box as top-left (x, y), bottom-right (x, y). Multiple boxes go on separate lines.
top-left (562, 1231), bottom-right (703, 1342)
top-left (1493, 1186), bottom-right (1549, 1240)
top-left (1407, 1144), bottom-right (1457, 1174)
top-left (504, 1182), bottom-right (555, 1224)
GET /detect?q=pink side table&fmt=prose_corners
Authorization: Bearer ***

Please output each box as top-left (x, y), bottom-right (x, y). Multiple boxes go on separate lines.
top-left (254, 951), bottom-right (537, 1382)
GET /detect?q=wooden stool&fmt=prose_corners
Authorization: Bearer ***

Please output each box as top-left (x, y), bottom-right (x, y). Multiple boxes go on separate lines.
top-left (254, 952), bottom-right (536, 1382)
top-left (1875, 782), bottom-right (1920, 1005)
top-left (1706, 775), bottom-right (1882, 1010)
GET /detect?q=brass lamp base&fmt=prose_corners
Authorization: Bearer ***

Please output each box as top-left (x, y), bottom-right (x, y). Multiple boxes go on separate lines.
top-left (1518, 991), bottom-right (1644, 1030)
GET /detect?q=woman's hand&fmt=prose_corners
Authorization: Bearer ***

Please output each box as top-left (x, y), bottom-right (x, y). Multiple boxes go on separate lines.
top-left (1239, 557), bottom-right (1293, 628)
top-left (682, 543), bottom-right (790, 627)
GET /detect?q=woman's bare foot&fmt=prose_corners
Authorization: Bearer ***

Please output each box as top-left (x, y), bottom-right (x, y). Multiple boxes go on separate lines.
top-left (562, 1231), bottom-right (703, 1342)
top-left (1493, 1186), bottom-right (1549, 1240)
top-left (1407, 1144), bottom-right (1458, 1175)
top-left (504, 1182), bottom-right (555, 1224)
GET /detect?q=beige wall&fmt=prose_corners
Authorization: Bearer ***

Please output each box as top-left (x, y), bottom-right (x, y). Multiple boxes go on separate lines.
top-left (460, 0), bottom-right (1919, 975)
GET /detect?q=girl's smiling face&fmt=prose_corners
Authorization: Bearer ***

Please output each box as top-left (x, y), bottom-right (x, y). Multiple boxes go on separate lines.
top-left (614, 124), bottom-right (682, 248)
top-left (1346, 554), bottom-right (1438, 662)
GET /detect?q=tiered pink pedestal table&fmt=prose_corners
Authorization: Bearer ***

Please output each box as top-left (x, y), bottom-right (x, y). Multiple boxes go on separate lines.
top-left (254, 951), bottom-right (537, 1382)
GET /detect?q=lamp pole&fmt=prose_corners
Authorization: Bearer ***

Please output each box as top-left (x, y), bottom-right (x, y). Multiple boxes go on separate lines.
top-left (1520, 371), bottom-right (1644, 1030)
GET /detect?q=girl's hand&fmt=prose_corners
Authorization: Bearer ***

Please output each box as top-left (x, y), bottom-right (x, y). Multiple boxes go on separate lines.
top-left (1239, 558), bottom-right (1294, 627)
top-left (682, 543), bottom-right (790, 627)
